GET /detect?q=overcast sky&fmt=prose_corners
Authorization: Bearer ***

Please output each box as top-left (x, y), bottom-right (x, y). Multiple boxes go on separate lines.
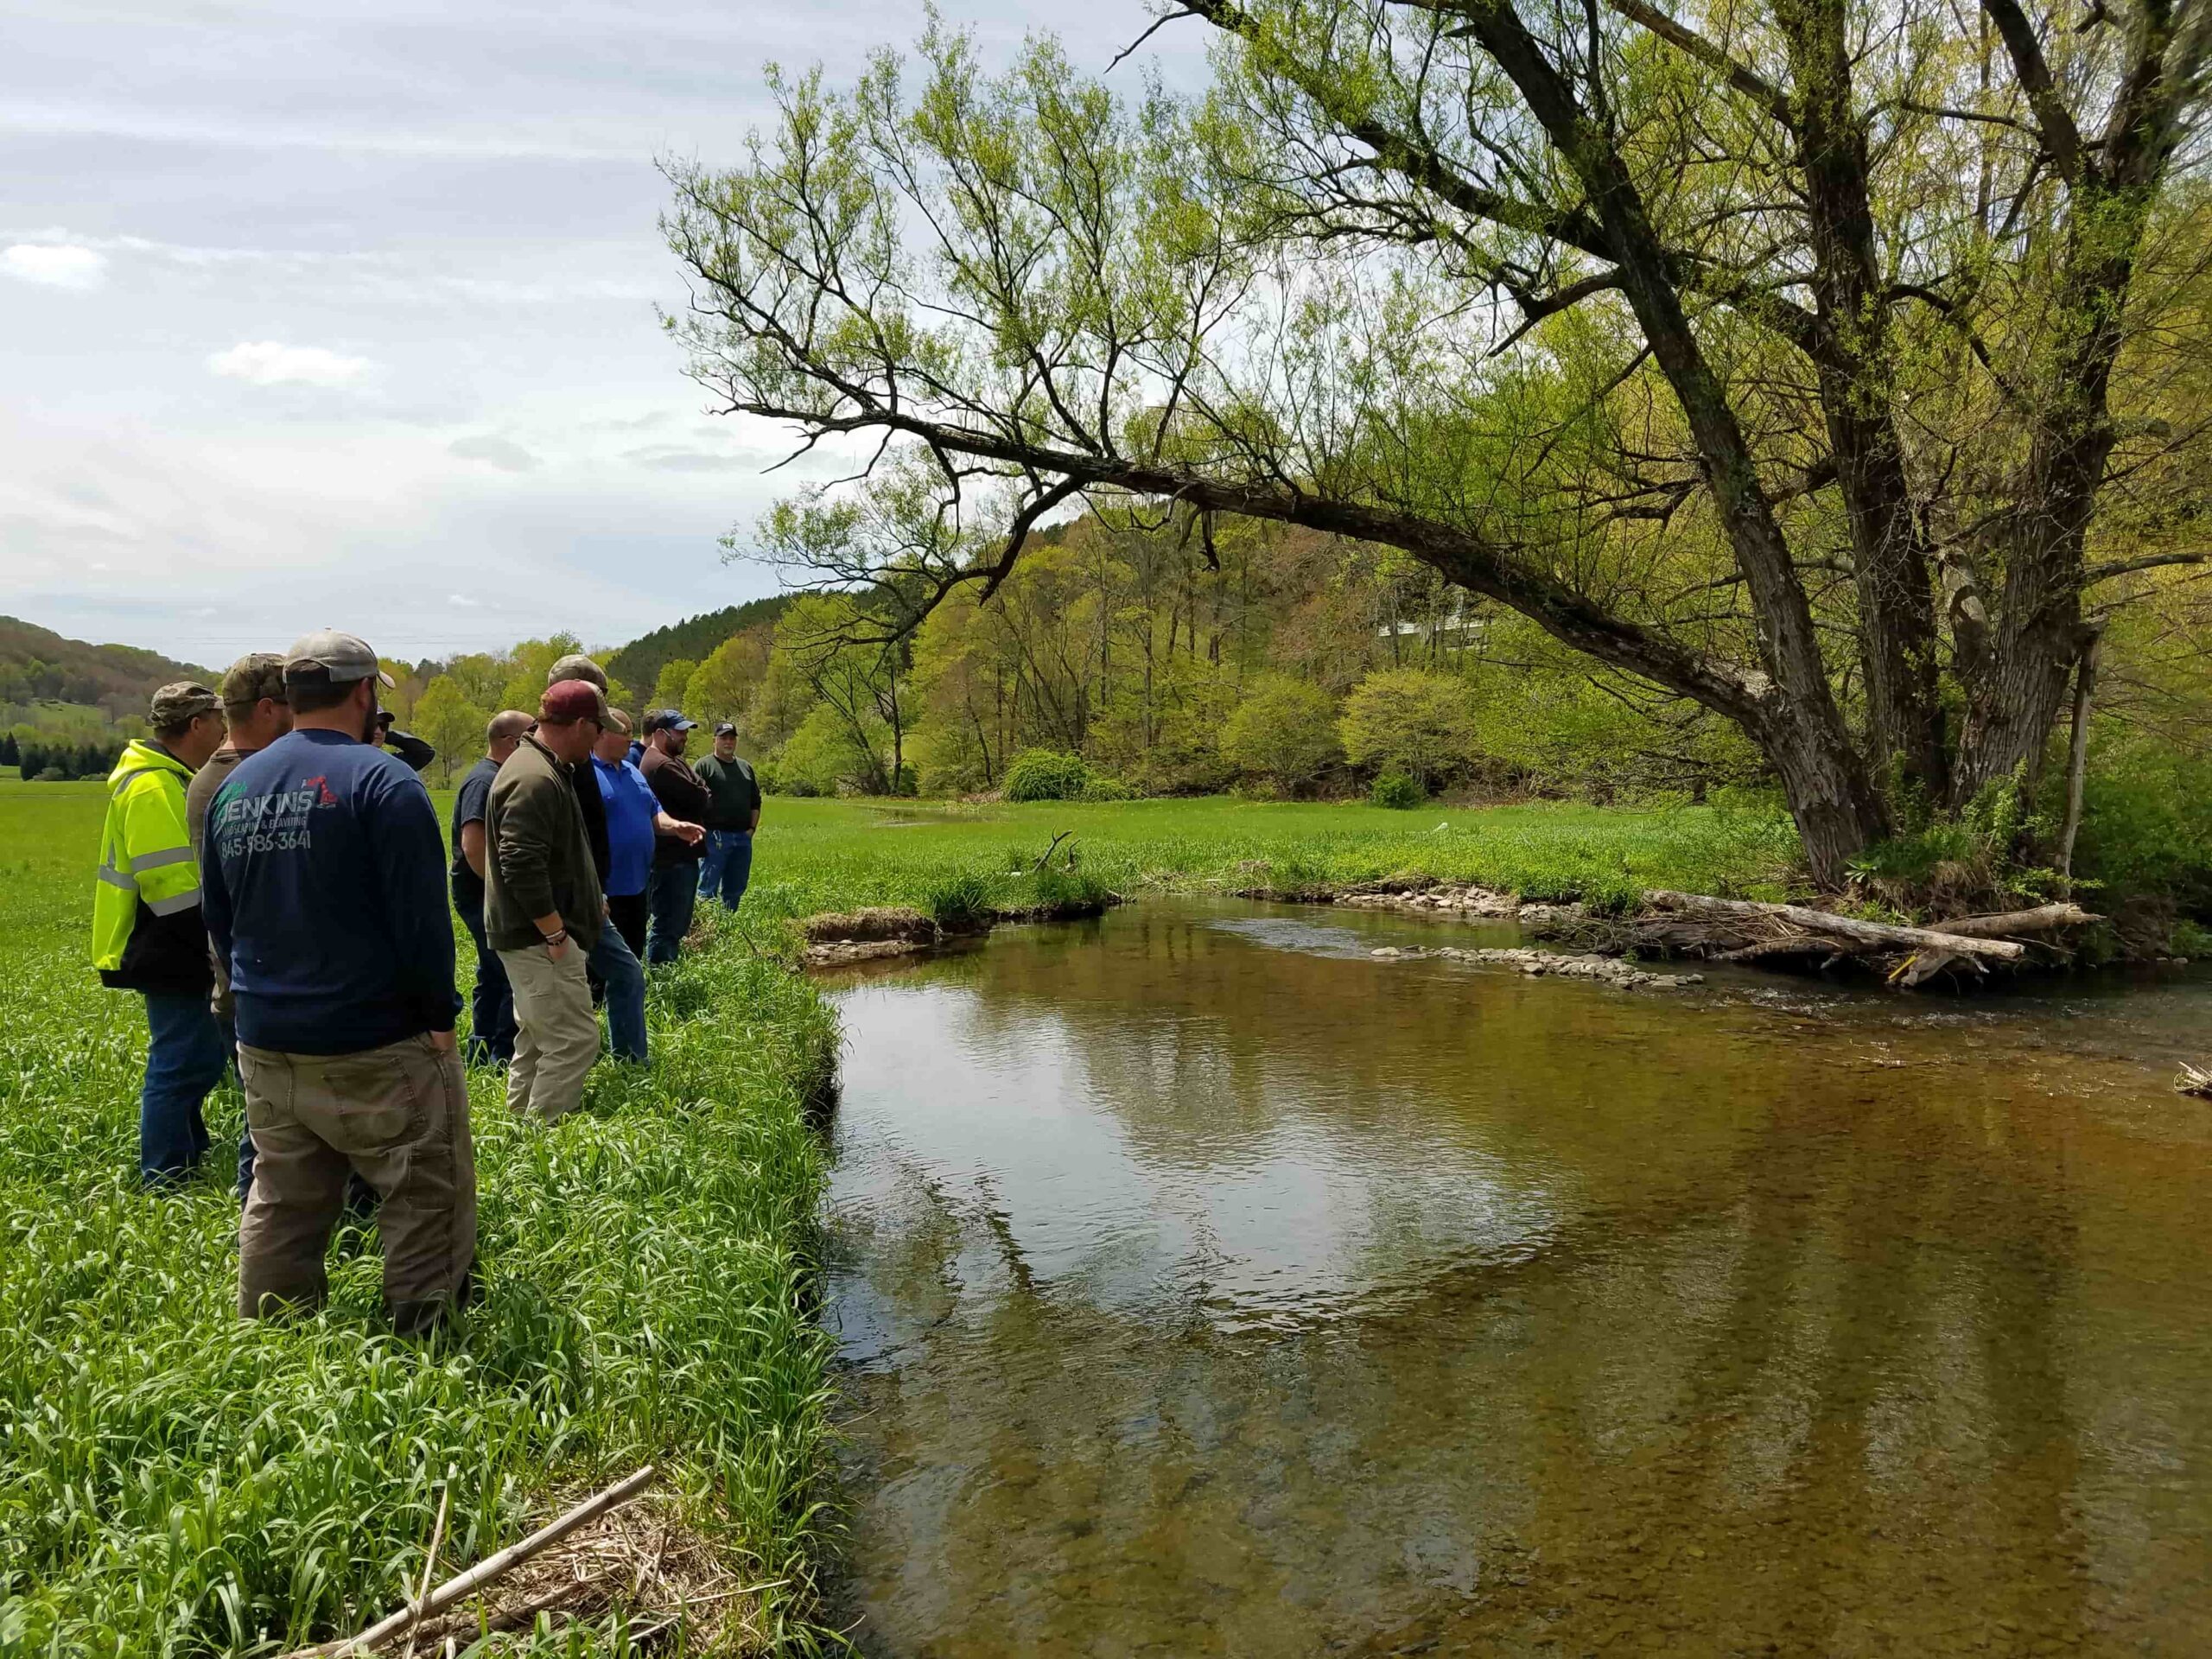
top-left (1, 1), bottom-right (1211, 669)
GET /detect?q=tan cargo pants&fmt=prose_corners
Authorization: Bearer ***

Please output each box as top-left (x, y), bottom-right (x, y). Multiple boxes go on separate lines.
top-left (238, 1033), bottom-right (476, 1332)
top-left (497, 942), bottom-right (600, 1122)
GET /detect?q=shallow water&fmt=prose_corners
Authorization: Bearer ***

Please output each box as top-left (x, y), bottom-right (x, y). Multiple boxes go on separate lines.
top-left (821, 899), bottom-right (2212, 1656)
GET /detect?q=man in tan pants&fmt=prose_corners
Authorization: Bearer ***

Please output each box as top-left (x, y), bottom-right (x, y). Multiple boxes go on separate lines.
top-left (199, 629), bottom-right (474, 1333)
top-left (487, 680), bottom-right (611, 1121)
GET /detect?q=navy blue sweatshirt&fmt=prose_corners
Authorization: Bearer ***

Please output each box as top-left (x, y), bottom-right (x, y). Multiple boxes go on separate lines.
top-left (200, 728), bottom-right (461, 1056)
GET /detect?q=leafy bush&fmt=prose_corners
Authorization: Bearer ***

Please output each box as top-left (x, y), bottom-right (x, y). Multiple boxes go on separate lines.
top-left (1080, 774), bottom-right (1135, 802)
top-left (2075, 741), bottom-right (2212, 912)
top-left (1370, 770), bottom-right (1425, 809)
top-left (1004, 749), bottom-right (1091, 802)
top-left (32, 766), bottom-right (67, 784)
top-left (1339, 668), bottom-right (1483, 791)
top-left (1222, 675), bottom-right (1340, 794)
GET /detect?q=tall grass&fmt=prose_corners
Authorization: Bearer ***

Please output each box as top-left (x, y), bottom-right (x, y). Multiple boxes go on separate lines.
top-left (729, 791), bottom-right (1805, 925)
top-left (0, 785), bottom-right (837, 1656)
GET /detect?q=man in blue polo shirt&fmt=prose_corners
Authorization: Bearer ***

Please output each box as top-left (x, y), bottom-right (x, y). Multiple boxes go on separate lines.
top-left (201, 628), bottom-right (474, 1334)
top-left (587, 712), bottom-right (702, 1060)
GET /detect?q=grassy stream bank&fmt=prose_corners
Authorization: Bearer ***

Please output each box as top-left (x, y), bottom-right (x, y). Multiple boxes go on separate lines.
top-left (0, 785), bottom-right (1792, 1654)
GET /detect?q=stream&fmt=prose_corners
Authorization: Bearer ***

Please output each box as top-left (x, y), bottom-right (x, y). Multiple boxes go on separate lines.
top-left (819, 898), bottom-right (2212, 1656)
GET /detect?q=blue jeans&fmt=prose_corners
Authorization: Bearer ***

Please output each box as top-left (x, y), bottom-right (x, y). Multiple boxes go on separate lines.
top-left (645, 861), bottom-right (698, 965)
top-left (454, 892), bottom-right (516, 1066)
top-left (218, 1009), bottom-right (253, 1199)
top-left (141, 990), bottom-right (226, 1186)
top-left (587, 921), bottom-right (647, 1062)
top-left (699, 829), bottom-right (753, 910)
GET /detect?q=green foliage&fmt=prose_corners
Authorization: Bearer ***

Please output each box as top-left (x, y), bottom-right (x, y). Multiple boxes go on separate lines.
top-left (1020, 862), bottom-right (1117, 916)
top-left (601, 596), bottom-right (791, 705)
top-left (1221, 675), bottom-right (1340, 794)
top-left (922, 871), bottom-right (998, 931)
top-left (1370, 770), bottom-right (1425, 810)
top-left (0, 614), bottom-right (208, 717)
top-left (1844, 770), bottom-right (2063, 912)
top-left (1004, 750), bottom-right (1091, 802)
top-left (14, 736), bottom-right (124, 783)
top-left (405, 676), bottom-right (483, 786)
top-left (650, 658), bottom-right (698, 716)
top-left (2075, 740), bottom-right (2212, 912)
top-left (1339, 670), bottom-right (1483, 791)
top-left (1079, 774), bottom-right (1135, 802)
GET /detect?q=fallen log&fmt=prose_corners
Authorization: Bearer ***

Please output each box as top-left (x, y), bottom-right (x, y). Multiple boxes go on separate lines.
top-left (1714, 938), bottom-right (1836, 965)
top-left (1643, 892), bottom-right (2026, 961)
top-left (283, 1466), bottom-right (656, 1658)
top-left (1892, 948), bottom-right (1986, 988)
top-left (1924, 904), bottom-right (2101, 938)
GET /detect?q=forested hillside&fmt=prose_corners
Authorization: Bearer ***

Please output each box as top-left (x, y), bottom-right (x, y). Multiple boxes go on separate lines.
top-left (0, 616), bottom-right (207, 720)
top-left (601, 595), bottom-right (791, 704)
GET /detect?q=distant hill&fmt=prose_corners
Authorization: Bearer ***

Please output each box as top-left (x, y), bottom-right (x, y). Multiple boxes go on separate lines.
top-left (0, 616), bottom-right (211, 722)
top-left (604, 595), bottom-right (791, 699)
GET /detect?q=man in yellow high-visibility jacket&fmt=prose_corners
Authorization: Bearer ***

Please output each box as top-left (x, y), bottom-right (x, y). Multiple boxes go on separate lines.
top-left (95, 682), bottom-right (229, 1185)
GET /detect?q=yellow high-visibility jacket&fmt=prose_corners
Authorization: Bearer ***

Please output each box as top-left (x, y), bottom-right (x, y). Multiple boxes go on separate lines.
top-left (93, 741), bottom-right (213, 994)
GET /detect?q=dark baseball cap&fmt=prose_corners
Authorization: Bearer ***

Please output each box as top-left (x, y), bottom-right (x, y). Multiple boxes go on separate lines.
top-left (713, 721), bottom-right (737, 738)
top-left (644, 709), bottom-right (697, 734)
top-left (284, 629), bottom-right (397, 688)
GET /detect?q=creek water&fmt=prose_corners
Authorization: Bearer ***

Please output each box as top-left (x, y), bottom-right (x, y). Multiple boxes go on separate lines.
top-left (819, 899), bottom-right (2212, 1656)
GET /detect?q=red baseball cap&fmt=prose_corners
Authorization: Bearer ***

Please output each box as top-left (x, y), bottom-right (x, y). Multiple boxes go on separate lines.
top-left (540, 679), bottom-right (611, 726)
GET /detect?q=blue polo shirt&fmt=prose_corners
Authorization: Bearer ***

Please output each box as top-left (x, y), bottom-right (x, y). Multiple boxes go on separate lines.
top-left (593, 753), bottom-right (658, 899)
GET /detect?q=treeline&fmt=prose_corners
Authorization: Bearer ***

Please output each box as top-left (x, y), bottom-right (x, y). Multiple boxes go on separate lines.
top-left (727, 514), bottom-right (1767, 804)
top-left (5, 732), bottom-right (125, 782)
top-left (390, 508), bottom-right (2209, 853)
top-left (390, 516), bottom-right (1772, 804)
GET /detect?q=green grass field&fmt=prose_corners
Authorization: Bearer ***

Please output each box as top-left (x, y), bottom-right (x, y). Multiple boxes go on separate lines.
top-left (0, 779), bottom-right (1792, 1654)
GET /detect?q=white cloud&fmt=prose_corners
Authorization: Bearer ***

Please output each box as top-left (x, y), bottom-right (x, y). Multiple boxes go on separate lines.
top-left (2, 243), bottom-right (105, 289)
top-left (448, 593), bottom-right (482, 607)
top-left (207, 340), bottom-right (372, 389)
top-left (448, 435), bottom-right (539, 472)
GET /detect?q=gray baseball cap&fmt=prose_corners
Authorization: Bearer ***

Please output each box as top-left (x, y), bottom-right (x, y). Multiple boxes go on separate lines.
top-left (283, 629), bottom-right (397, 688)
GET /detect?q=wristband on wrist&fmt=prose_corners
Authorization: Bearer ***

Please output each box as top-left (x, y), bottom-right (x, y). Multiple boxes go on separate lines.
top-left (541, 928), bottom-right (568, 946)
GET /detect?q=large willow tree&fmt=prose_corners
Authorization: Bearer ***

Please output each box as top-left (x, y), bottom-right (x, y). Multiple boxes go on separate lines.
top-left (665, 0), bottom-right (2212, 883)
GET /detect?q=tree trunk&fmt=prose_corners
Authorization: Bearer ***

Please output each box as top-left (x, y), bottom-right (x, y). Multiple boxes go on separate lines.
top-left (1751, 696), bottom-right (1888, 889)
top-left (1775, 0), bottom-right (1948, 803)
top-left (2057, 629), bottom-right (2101, 876)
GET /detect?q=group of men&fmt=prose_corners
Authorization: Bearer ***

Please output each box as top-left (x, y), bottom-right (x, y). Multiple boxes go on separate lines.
top-left (91, 632), bottom-right (762, 1332)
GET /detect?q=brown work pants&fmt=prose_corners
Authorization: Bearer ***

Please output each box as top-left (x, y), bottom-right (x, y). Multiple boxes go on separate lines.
top-left (238, 1033), bottom-right (476, 1332)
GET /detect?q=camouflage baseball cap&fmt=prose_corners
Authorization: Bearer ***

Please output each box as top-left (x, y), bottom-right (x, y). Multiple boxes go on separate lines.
top-left (149, 682), bottom-right (221, 726)
top-left (547, 652), bottom-right (607, 690)
top-left (219, 652), bottom-right (288, 708)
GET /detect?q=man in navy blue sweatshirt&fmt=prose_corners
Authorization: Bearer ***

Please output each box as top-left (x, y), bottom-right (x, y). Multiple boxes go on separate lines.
top-left (201, 629), bottom-right (474, 1334)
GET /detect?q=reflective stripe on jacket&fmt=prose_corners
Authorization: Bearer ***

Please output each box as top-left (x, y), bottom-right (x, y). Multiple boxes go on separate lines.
top-left (93, 740), bottom-right (213, 994)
